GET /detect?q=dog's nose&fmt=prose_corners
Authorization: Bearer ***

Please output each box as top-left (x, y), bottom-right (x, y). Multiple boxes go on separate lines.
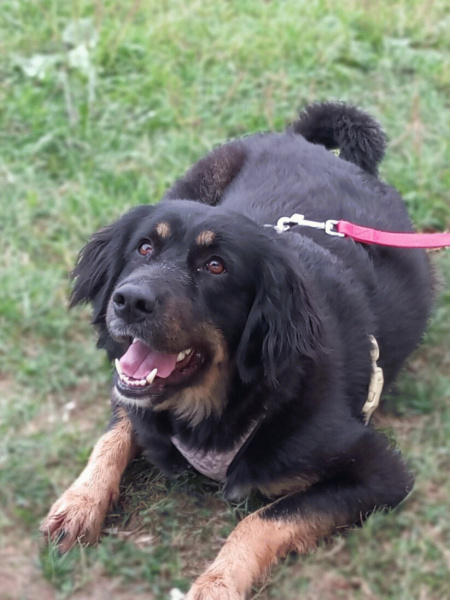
top-left (112, 284), bottom-right (156, 322)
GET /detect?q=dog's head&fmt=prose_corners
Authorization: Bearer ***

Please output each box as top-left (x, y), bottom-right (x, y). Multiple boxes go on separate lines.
top-left (71, 200), bottom-right (322, 424)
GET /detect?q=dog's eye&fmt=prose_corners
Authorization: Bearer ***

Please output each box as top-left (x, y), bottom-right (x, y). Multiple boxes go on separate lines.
top-left (138, 241), bottom-right (153, 257)
top-left (205, 258), bottom-right (226, 275)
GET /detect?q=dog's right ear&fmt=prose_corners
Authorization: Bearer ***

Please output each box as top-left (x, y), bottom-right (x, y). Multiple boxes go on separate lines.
top-left (70, 223), bottom-right (116, 323)
top-left (70, 205), bottom-right (153, 325)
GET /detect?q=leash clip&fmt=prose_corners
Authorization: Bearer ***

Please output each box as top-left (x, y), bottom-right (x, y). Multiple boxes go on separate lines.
top-left (325, 219), bottom-right (344, 237)
top-left (274, 214), bottom-right (344, 237)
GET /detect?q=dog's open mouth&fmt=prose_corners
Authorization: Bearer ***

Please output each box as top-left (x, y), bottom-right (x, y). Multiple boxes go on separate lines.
top-left (115, 338), bottom-right (205, 398)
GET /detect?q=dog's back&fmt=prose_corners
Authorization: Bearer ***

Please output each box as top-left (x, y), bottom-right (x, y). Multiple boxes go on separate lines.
top-left (166, 102), bottom-right (434, 387)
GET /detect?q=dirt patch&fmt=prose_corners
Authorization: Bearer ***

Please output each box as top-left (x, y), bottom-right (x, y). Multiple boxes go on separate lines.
top-left (0, 536), bottom-right (155, 600)
top-left (0, 540), bottom-right (55, 600)
top-left (23, 381), bottom-right (111, 438)
top-left (71, 572), bottom-right (154, 600)
top-left (304, 570), bottom-right (381, 600)
top-left (372, 411), bottom-right (428, 441)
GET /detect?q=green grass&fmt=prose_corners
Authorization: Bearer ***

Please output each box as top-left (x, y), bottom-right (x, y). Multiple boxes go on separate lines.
top-left (0, 1), bottom-right (449, 599)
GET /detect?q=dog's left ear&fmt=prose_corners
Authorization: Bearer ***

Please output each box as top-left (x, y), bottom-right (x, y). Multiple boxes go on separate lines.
top-left (236, 247), bottom-right (323, 386)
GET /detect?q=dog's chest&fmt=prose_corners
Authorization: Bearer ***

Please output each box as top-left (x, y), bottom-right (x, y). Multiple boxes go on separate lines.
top-left (171, 423), bottom-right (256, 482)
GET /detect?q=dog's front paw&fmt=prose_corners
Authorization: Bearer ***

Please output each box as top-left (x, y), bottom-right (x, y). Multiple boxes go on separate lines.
top-left (185, 572), bottom-right (244, 600)
top-left (40, 484), bottom-right (115, 553)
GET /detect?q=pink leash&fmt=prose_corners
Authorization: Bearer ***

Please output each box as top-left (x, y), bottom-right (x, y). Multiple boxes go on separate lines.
top-left (272, 214), bottom-right (450, 249)
top-left (337, 220), bottom-right (450, 249)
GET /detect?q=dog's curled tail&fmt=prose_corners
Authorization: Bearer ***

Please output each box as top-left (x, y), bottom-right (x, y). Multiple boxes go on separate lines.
top-left (291, 102), bottom-right (387, 176)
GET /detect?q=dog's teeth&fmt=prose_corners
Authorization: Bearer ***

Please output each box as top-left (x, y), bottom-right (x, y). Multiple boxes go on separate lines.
top-left (118, 370), bottom-right (153, 387)
top-left (176, 348), bottom-right (192, 363)
top-left (115, 359), bottom-right (123, 375)
top-left (146, 368), bottom-right (158, 385)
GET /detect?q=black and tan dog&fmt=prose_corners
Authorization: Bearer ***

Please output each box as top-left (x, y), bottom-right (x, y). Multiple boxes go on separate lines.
top-left (41, 102), bottom-right (434, 599)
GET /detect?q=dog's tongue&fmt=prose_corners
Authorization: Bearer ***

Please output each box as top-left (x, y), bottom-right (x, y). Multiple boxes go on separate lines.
top-left (119, 340), bottom-right (177, 379)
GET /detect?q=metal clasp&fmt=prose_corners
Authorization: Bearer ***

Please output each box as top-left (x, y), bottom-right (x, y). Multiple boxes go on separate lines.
top-left (273, 214), bottom-right (344, 237)
top-left (325, 220), bottom-right (344, 237)
top-left (273, 215), bottom-right (297, 233)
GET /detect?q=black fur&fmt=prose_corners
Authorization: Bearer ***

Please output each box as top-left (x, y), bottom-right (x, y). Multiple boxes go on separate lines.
top-left (291, 101), bottom-right (387, 176)
top-left (72, 102), bottom-right (434, 537)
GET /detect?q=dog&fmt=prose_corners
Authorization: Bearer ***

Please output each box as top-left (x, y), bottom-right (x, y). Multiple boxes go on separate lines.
top-left (41, 102), bottom-right (434, 599)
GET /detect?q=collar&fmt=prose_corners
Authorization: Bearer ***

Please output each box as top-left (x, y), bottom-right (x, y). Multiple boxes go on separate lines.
top-left (171, 420), bottom-right (258, 482)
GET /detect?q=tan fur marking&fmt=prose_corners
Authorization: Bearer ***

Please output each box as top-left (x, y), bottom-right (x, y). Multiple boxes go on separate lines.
top-left (257, 474), bottom-right (315, 498)
top-left (196, 230), bottom-right (216, 246)
top-left (75, 407), bottom-right (136, 488)
top-left (41, 407), bottom-right (137, 552)
top-left (186, 509), bottom-right (334, 599)
top-left (155, 326), bottom-right (228, 426)
top-left (156, 221), bottom-right (171, 238)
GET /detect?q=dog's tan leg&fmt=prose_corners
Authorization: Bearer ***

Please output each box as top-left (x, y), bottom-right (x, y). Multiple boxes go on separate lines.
top-left (185, 508), bottom-right (332, 600)
top-left (186, 430), bottom-right (414, 600)
top-left (40, 406), bottom-right (137, 553)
